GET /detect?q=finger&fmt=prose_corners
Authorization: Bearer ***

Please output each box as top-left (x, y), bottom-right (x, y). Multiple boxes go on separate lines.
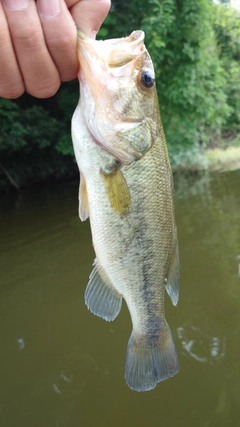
top-left (2, 0), bottom-right (60, 98)
top-left (0, 2), bottom-right (24, 98)
top-left (67, 0), bottom-right (111, 37)
top-left (37, 0), bottom-right (78, 82)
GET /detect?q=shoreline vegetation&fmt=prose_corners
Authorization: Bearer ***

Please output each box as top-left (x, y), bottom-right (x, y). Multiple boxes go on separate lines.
top-left (171, 131), bottom-right (240, 173)
top-left (0, 0), bottom-right (240, 191)
top-left (171, 145), bottom-right (240, 173)
top-left (1, 145), bottom-right (239, 194)
top-left (206, 146), bottom-right (240, 172)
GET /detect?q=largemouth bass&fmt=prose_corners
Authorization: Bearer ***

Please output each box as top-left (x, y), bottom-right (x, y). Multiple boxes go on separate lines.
top-left (71, 29), bottom-right (180, 392)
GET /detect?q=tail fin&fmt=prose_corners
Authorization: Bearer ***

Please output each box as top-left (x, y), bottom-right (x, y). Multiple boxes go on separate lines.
top-left (125, 321), bottom-right (179, 392)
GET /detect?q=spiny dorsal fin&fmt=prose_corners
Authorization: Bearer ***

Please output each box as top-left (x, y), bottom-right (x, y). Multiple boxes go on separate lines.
top-left (100, 165), bottom-right (130, 215)
top-left (79, 174), bottom-right (89, 221)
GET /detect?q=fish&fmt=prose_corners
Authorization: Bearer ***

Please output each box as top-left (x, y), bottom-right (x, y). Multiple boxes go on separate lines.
top-left (71, 29), bottom-right (180, 392)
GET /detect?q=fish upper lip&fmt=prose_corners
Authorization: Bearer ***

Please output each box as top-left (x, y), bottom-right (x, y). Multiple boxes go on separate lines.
top-left (76, 28), bottom-right (146, 68)
top-left (76, 28), bottom-right (145, 46)
top-left (76, 28), bottom-right (147, 104)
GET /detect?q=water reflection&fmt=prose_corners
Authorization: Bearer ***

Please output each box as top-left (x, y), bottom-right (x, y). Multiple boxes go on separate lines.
top-left (17, 338), bottom-right (25, 350)
top-left (0, 171), bottom-right (240, 427)
top-left (177, 325), bottom-right (226, 364)
top-left (237, 255), bottom-right (240, 277)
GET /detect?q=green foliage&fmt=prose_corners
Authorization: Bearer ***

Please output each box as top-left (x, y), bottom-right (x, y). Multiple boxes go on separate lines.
top-left (213, 3), bottom-right (240, 133)
top-left (98, 0), bottom-right (150, 38)
top-left (0, 99), bottom-right (27, 151)
top-left (0, 87), bottom-right (78, 191)
top-left (141, 0), bottom-right (232, 151)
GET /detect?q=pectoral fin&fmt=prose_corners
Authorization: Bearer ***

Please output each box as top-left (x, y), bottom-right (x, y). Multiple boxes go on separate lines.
top-left (165, 230), bottom-right (180, 306)
top-left (100, 166), bottom-right (130, 215)
top-left (85, 259), bottom-right (122, 321)
top-left (78, 174), bottom-right (89, 221)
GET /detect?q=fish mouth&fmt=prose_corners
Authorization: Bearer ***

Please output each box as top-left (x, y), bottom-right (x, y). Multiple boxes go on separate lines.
top-left (77, 28), bottom-right (145, 44)
top-left (76, 29), bottom-right (146, 77)
top-left (77, 29), bottom-right (145, 64)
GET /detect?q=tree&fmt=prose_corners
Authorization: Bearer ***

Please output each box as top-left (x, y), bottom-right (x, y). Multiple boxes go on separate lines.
top-left (213, 2), bottom-right (240, 135)
top-left (0, 82), bottom-right (79, 191)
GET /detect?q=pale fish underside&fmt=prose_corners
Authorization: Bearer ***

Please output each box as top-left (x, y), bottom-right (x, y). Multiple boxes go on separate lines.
top-left (71, 29), bottom-right (180, 392)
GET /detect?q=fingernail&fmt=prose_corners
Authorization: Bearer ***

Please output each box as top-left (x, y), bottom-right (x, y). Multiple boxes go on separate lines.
top-left (38, 0), bottom-right (60, 19)
top-left (2, 0), bottom-right (29, 10)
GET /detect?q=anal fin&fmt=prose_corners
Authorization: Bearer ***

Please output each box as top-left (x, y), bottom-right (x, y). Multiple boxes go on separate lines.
top-left (85, 259), bottom-right (122, 321)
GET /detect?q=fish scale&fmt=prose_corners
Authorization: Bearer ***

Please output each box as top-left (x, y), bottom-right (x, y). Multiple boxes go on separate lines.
top-left (72, 29), bottom-right (180, 392)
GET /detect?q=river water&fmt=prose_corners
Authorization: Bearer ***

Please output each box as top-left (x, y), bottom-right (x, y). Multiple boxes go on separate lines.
top-left (0, 170), bottom-right (240, 427)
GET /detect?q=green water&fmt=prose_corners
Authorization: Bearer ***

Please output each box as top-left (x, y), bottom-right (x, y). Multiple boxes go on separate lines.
top-left (0, 170), bottom-right (240, 427)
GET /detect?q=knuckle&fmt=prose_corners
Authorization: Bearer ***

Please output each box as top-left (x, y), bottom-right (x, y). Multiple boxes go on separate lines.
top-left (48, 33), bottom-right (74, 53)
top-left (43, 33), bottom-right (78, 81)
top-left (13, 25), bottom-right (42, 49)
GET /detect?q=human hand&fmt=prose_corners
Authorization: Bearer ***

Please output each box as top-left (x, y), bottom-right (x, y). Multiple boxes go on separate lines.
top-left (0, 0), bottom-right (111, 99)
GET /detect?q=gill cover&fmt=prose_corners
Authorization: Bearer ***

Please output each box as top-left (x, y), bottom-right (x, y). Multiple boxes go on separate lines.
top-left (77, 29), bottom-right (157, 164)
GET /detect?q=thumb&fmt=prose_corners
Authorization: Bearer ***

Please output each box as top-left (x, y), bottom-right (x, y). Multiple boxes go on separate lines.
top-left (67, 0), bottom-right (111, 38)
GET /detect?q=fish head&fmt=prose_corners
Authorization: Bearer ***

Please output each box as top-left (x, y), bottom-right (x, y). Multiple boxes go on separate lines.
top-left (76, 30), bottom-right (159, 164)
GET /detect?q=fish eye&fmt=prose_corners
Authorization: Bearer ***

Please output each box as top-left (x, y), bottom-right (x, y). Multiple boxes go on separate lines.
top-left (140, 70), bottom-right (155, 89)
